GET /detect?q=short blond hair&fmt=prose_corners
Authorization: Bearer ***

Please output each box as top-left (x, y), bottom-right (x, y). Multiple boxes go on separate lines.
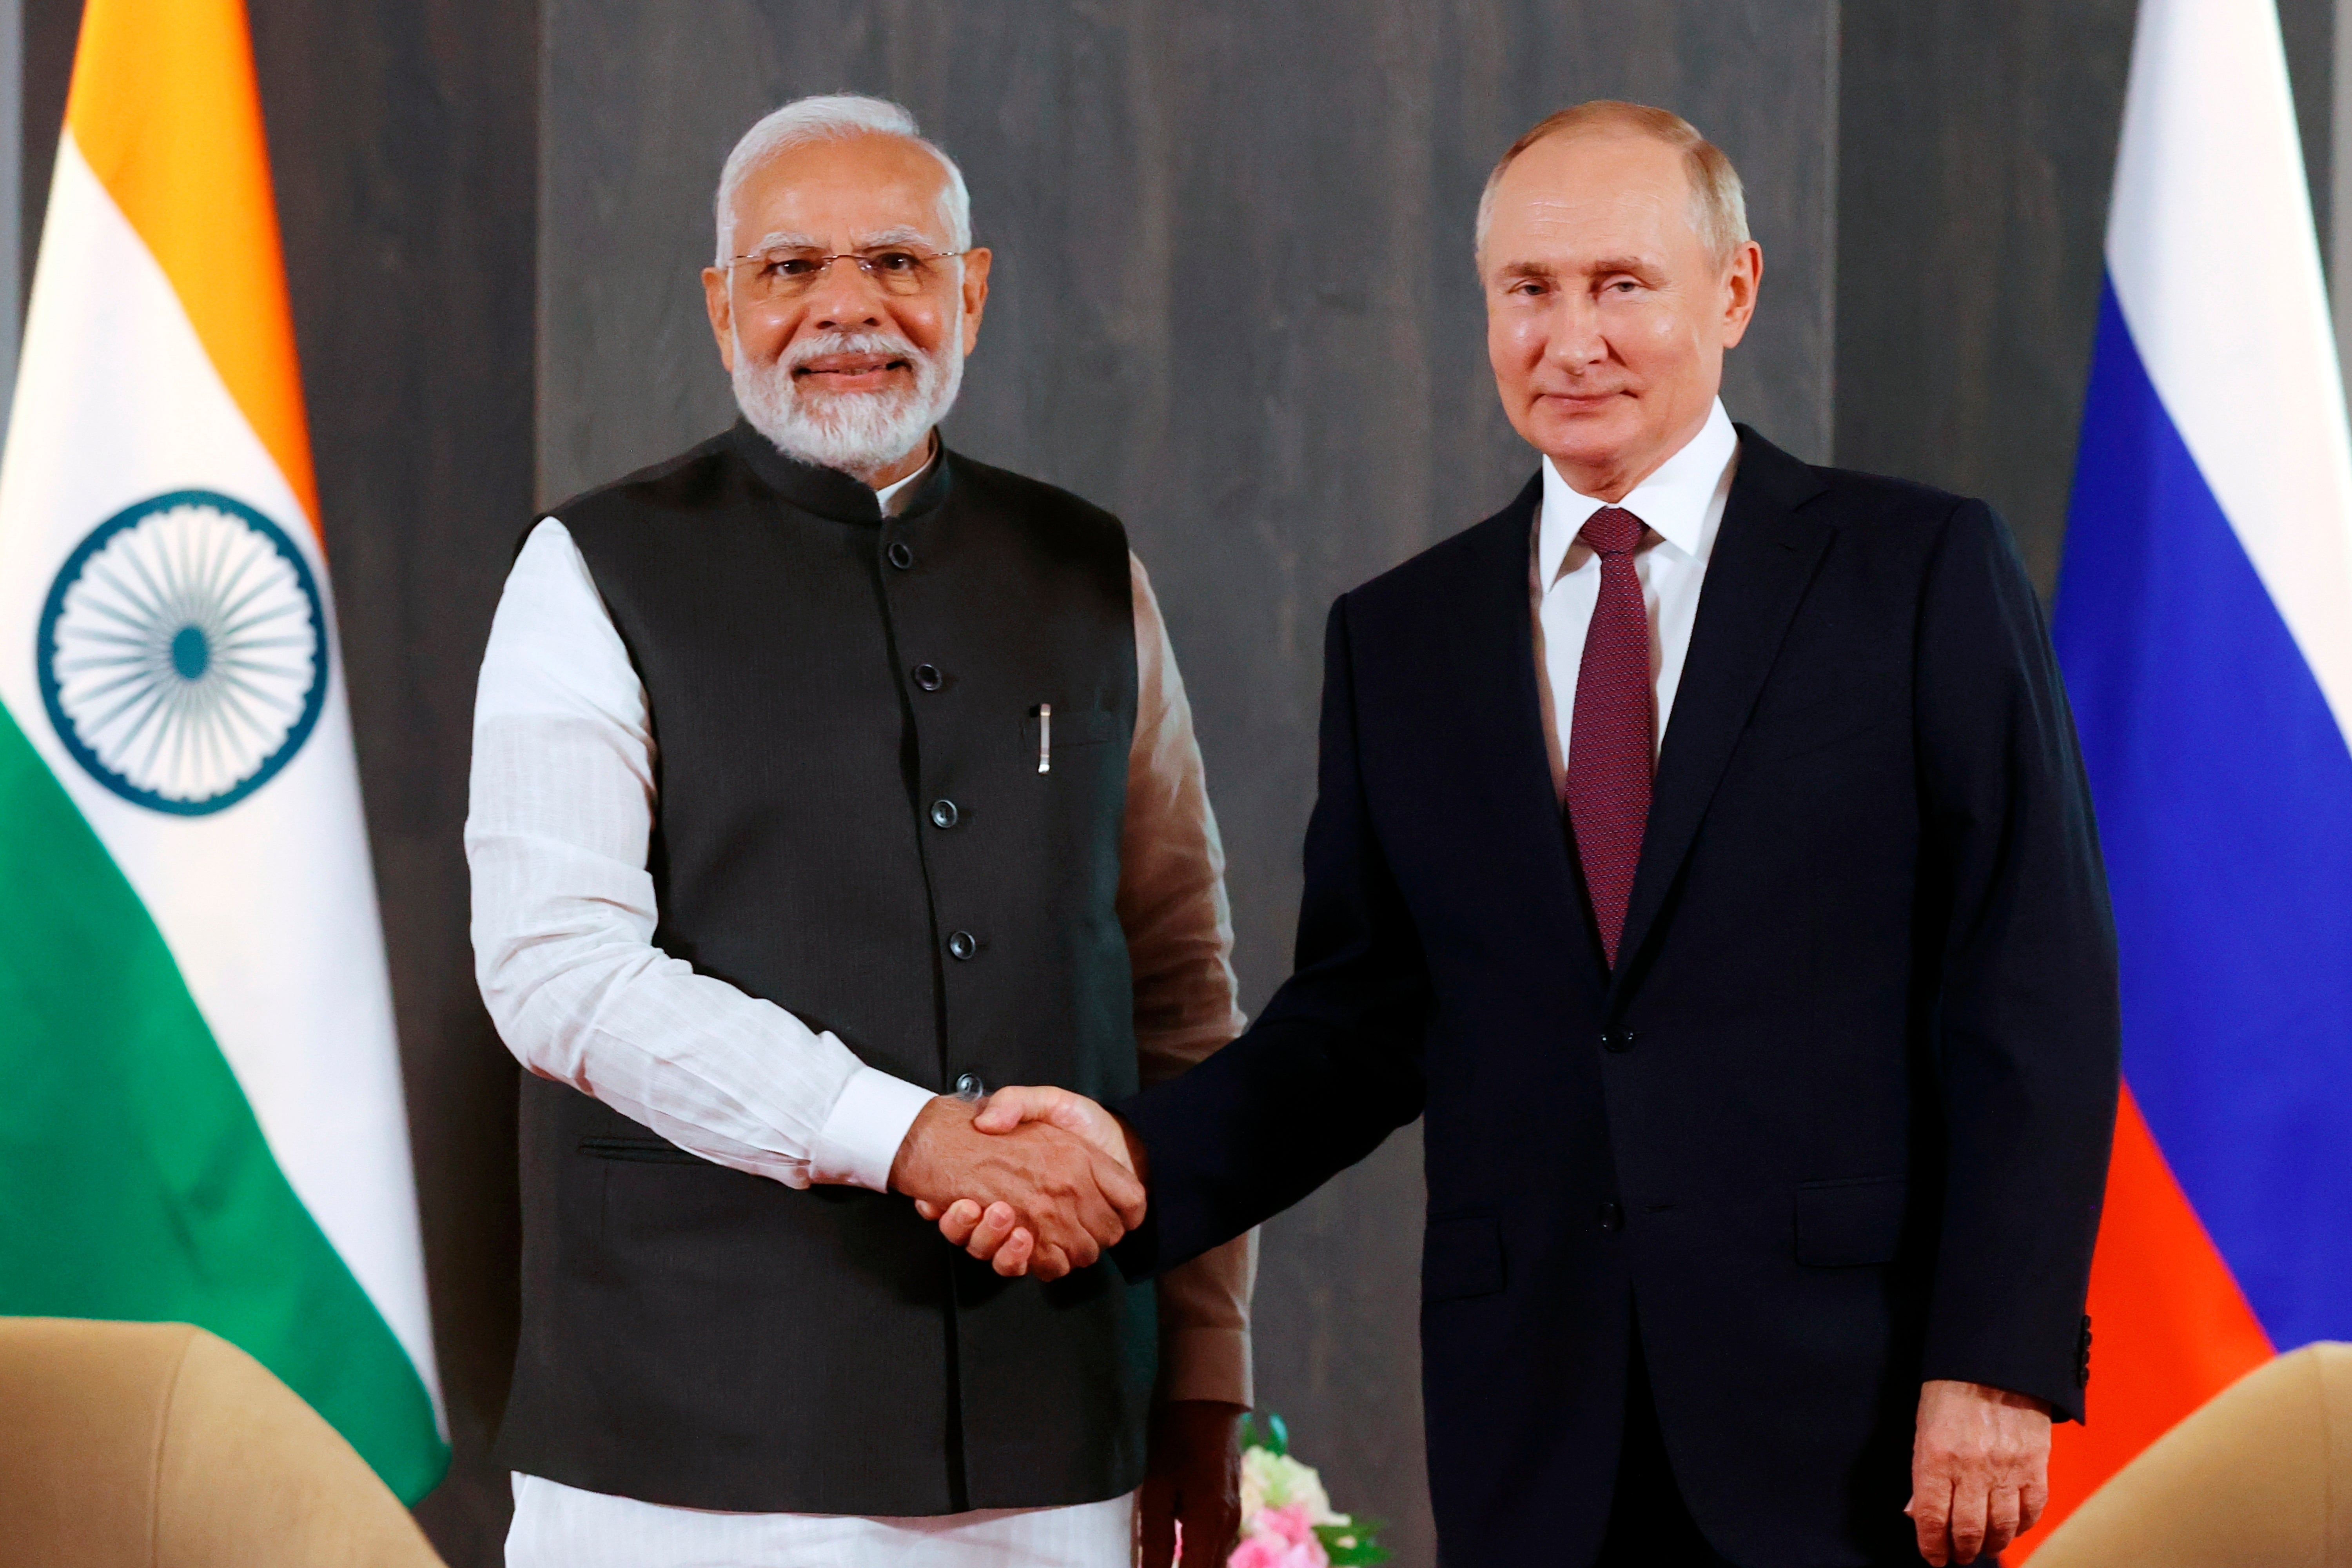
top-left (1475, 100), bottom-right (1749, 265)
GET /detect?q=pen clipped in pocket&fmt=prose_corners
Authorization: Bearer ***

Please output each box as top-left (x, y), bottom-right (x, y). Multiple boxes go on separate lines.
top-left (1022, 702), bottom-right (1125, 773)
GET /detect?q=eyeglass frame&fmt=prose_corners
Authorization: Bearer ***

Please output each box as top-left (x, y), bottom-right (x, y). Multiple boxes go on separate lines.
top-left (719, 243), bottom-right (973, 299)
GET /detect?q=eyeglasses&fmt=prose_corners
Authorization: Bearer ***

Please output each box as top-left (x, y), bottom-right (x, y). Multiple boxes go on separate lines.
top-left (722, 245), bottom-right (968, 301)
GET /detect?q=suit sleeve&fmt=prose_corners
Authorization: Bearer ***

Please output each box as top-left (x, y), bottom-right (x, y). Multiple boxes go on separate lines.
top-left (1913, 499), bottom-right (2122, 1423)
top-left (1115, 593), bottom-right (1432, 1279)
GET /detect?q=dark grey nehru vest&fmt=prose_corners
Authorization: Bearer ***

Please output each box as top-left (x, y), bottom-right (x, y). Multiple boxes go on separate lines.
top-left (495, 423), bottom-right (1153, 1515)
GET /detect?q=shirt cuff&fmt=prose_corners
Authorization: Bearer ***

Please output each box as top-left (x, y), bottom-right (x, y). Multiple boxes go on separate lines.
top-left (1159, 1325), bottom-right (1254, 1408)
top-left (808, 1066), bottom-right (936, 1192)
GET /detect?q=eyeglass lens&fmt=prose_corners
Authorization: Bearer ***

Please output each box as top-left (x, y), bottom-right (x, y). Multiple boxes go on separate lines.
top-left (741, 249), bottom-right (942, 299)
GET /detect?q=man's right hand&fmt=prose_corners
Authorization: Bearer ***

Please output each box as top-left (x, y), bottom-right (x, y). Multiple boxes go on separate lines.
top-left (914, 1086), bottom-right (1145, 1276)
top-left (889, 1094), bottom-right (1145, 1281)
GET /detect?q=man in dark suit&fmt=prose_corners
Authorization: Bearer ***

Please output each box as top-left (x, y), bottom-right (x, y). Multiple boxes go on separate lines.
top-left (927, 100), bottom-right (2120, 1567)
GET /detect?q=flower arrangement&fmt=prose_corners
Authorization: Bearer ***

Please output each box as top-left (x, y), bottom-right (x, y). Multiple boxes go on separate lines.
top-left (1227, 1411), bottom-right (1388, 1568)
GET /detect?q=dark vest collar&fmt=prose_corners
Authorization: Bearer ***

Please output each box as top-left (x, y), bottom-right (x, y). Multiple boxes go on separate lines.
top-left (726, 418), bottom-right (954, 524)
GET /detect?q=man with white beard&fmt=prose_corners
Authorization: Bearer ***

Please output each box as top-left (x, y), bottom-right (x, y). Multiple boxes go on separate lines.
top-left (465, 96), bottom-right (1255, 1566)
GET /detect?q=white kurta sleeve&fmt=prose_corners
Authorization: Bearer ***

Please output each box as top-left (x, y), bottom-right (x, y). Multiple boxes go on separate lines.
top-left (1123, 553), bottom-right (1259, 1408)
top-left (465, 518), bottom-right (935, 1192)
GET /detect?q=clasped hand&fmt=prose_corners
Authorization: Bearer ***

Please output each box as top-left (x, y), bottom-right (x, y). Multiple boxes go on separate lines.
top-left (889, 1089), bottom-right (1142, 1280)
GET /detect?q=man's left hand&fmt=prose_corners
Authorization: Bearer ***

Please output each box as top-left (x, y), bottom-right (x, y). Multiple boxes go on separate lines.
top-left (1142, 1400), bottom-right (1244, 1567)
top-left (917, 1086), bottom-right (1146, 1274)
top-left (1907, 1379), bottom-right (2052, 1564)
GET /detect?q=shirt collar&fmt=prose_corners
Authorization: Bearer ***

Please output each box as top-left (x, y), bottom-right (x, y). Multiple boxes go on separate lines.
top-left (1536, 398), bottom-right (1740, 588)
top-left (874, 435), bottom-right (940, 515)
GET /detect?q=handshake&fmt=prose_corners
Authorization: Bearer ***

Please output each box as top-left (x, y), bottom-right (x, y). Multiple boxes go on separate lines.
top-left (887, 1086), bottom-right (1143, 1280)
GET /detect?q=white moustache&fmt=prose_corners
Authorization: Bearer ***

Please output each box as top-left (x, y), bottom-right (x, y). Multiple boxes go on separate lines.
top-left (783, 331), bottom-right (925, 385)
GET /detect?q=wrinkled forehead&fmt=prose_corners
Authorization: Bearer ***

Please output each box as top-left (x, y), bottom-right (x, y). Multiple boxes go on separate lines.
top-left (726, 132), bottom-right (956, 252)
top-left (1486, 131), bottom-right (1703, 262)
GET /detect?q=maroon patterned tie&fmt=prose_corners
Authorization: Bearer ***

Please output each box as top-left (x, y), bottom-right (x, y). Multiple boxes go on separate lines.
top-left (1567, 506), bottom-right (1654, 968)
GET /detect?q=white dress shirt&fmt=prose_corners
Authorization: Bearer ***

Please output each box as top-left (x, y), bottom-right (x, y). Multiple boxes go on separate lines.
top-left (1531, 398), bottom-right (1742, 791)
top-left (468, 452), bottom-right (1254, 1564)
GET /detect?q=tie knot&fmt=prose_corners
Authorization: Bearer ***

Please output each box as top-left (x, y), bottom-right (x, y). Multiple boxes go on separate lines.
top-left (1580, 506), bottom-right (1645, 557)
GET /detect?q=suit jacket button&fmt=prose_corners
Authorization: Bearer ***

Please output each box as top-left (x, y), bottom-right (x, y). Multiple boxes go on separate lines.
top-left (887, 541), bottom-right (915, 570)
top-left (930, 799), bottom-right (960, 829)
top-left (1602, 1030), bottom-right (1636, 1053)
top-left (1599, 1201), bottom-right (1625, 1232)
top-left (955, 1072), bottom-right (984, 1098)
top-left (912, 662), bottom-right (944, 691)
top-left (946, 930), bottom-right (978, 961)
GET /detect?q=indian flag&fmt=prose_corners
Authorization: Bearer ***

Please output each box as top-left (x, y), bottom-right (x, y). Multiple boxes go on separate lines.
top-left (0, 0), bottom-right (445, 1500)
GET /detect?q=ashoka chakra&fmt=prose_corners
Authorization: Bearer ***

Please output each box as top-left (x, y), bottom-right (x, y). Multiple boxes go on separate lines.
top-left (38, 490), bottom-right (328, 816)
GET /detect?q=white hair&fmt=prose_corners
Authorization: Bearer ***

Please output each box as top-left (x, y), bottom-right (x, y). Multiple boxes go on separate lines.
top-left (713, 93), bottom-right (973, 263)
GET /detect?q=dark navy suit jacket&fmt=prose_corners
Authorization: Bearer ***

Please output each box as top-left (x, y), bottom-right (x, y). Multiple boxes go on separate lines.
top-left (1116, 429), bottom-right (2121, 1567)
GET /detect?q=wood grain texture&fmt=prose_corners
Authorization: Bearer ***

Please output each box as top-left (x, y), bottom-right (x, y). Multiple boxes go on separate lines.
top-left (2280, 0), bottom-right (2336, 269)
top-left (1835, 0), bottom-right (2332, 595)
top-left (19, 0), bottom-right (71, 309)
top-left (1833, 1), bottom-right (2135, 594)
top-left (539, 5), bottom-right (1835, 1561)
top-left (243, 2), bottom-right (538, 1557)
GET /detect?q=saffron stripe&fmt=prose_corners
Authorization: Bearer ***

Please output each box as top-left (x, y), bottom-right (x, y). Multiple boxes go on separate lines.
top-left (61, 0), bottom-right (319, 531)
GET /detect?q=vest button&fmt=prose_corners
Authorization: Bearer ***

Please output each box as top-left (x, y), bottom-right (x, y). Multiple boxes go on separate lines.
top-left (929, 799), bottom-right (960, 829)
top-left (886, 541), bottom-right (915, 571)
top-left (955, 1072), bottom-right (984, 1099)
top-left (1599, 1200), bottom-right (1625, 1232)
top-left (912, 663), bottom-right (944, 691)
top-left (946, 930), bottom-right (978, 961)
top-left (1601, 1029), bottom-right (1636, 1053)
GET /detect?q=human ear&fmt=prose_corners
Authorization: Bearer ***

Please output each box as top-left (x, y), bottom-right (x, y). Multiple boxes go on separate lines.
top-left (1719, 240), bottom-right (1762, 350)
top-left (959, 248), bottom-right (993, 356)
top-left (703, 266), bottom-right (737, 372)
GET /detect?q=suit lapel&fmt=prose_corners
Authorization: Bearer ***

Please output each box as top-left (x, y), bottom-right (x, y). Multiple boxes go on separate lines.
top-left (1447, 476), bottom-right (1613, 997)
top-left (1611, 428), bottom-right (1832, 991)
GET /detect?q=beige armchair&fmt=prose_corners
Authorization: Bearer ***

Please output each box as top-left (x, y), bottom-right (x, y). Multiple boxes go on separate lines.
top-left (2029, 1341), bottom-right (2352, 1567)
top-left (0, 1318), bottom-right (443, 1568)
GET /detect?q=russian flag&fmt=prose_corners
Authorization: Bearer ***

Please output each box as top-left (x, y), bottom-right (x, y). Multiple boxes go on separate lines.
top-left (2034, 0), bottom-right (2352, 1546)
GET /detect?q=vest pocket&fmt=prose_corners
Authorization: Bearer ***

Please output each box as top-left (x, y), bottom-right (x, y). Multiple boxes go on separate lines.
top-left (1421, 1214), bottom-right (1506, 1302)
top-left (577, 1135), bottom-right (705, 1164)
top-left (1794, 1175), bottom-right (1909, 1266)
top-left (1021, 705), bottom-right (1125, 757)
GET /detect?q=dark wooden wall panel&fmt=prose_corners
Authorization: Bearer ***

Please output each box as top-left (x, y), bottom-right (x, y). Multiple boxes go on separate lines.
top-left (2282, 0), bottom-right (2336, 270)
top-left (1833, 1), bottom-right (2136, 593)
top-left (538, 5), bottom-right (1837, 1560)
top-left (245, 3), bottom-right (539, 1557)
top-left (1834, 0), bottom-right (2333, 595)
top-left (20, 0), bottom-right (70, 307)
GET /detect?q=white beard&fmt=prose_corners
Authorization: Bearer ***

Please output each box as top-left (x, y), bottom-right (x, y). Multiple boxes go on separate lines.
top-left (731, 312), bottom-right (965, 481)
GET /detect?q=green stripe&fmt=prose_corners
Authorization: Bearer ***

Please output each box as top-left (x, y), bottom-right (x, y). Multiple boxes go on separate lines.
top-left (0, 699), bottom-right (446, 1501)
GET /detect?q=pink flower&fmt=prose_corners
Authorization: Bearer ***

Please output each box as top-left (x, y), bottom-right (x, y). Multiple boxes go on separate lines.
top-left (1227, 1504), bottom-right (1329, 1568)
top-left (1260, 1505), bottom-right (1321, 1548)
top-left (1227, 1537), bottom-right (1323, 1568)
